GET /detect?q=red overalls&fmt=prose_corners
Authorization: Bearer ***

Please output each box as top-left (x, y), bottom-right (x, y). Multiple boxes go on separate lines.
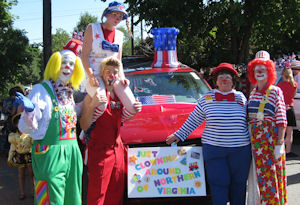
top-left (86, 93), bottom-right (125, 205)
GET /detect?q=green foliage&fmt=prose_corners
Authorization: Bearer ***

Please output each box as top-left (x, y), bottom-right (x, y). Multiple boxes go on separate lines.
top-left (0, 28), bottom-right (42, 97)
top-left (52, 28), bottom-right (71, 53)
top-left (118, 27), bottom-right (131, 56)
top-left (0, 0), bottom-right (16, 30)
top-left (125, 0), bottom-right (299, 68)
top-left (74, 12), bottom-right (98, 32)
top-left (0, 0), bottom-right (42, 98)
top-left (250, 0), bottom-right (300, 58)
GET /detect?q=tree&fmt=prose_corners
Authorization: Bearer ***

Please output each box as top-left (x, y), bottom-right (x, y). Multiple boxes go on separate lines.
top-left (52, 28), bottom-right (70, 53)
top-left (250, 0), bottom-right (300, 57)
top-left (126, 0), bottom-right (208, 67)
top-left (125, 0), bottom-right (299, 68)
top-left (0, 0), bottom-right (42, 97)
top-left (74, 12), bottom-right (98, 33)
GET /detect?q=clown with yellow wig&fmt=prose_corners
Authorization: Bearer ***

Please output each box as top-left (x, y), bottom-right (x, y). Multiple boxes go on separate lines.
top-left (16, 38), bottom-right (85, 205)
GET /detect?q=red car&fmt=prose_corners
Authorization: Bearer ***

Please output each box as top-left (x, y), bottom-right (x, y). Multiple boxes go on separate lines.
top-left (121, 56), bottom-right (212, 204)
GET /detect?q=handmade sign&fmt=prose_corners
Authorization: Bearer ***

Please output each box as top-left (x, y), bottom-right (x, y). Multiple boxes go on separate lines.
top-left (127, 146), bottom-right (206, 198)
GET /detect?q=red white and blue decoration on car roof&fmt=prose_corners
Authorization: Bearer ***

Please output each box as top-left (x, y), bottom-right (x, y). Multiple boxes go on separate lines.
top-left (151, 27), bottom-right (180, 68)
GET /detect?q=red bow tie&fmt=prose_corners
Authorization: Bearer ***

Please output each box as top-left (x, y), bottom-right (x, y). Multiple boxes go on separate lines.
top-left (215, 92), bottom-right (235, 101)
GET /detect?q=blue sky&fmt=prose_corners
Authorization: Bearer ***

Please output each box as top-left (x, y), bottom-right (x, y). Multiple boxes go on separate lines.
top-left (11, 0), bottom-right (129, 44)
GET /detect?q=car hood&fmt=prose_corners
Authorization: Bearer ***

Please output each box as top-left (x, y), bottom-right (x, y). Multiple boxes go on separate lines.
top-left (121, 103), bottom-right (206, 145)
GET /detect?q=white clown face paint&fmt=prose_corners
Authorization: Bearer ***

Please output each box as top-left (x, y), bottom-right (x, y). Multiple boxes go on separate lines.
top-left (254, 65), bottom-right (267, 81)
top-left (58, 50), bottom-right (76, 83)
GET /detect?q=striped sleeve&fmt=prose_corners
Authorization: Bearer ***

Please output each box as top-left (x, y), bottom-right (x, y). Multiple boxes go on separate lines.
top-left (173, 99), bottom-right (206, 141)
top-left (274, 87), bottom-right (287, 127)
top-left (121, 108), bottom-right (136, 122)
top-left (92, 106), bottom-right (105, 122)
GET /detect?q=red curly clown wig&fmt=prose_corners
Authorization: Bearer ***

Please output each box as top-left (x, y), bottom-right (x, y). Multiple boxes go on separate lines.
top-left (247, 58), bottom-right (276, 86)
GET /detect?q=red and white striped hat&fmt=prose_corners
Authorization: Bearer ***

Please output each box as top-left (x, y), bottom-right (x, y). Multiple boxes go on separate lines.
top-left (255, 50), bottom-right (270, 61)
top-left (62, 38), bottom-right (83, 56)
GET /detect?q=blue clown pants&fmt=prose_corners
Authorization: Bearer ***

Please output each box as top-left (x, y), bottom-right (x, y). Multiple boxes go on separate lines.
top-left (202, 144), bottom-right (251, 205)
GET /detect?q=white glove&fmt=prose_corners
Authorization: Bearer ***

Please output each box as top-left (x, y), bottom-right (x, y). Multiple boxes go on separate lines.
top-left (275, 144), bottom-right (285, 159)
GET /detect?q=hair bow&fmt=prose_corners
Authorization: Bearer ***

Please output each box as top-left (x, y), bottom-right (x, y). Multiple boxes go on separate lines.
top-left (102, 40), bottom-right (119, 52)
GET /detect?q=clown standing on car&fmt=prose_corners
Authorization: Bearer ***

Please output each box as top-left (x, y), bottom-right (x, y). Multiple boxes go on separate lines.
top-left (16, 38), bottom-right (85, 205)
top-left (247, 50), bottom-right (287, 205)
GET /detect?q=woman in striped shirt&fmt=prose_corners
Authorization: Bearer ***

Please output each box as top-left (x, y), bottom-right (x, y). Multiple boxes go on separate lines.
top-left (247, 50), bottom-right (287, 205)
top-left (166, 63), bottom-right (251, 205)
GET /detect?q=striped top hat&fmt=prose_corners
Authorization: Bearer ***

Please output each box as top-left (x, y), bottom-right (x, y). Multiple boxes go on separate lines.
top-left (255, 50), bottom-right (270, 61)
top-left (151, 27), bottom-right (180, 68)
top-left (62, 38), bottom-right (83, 56)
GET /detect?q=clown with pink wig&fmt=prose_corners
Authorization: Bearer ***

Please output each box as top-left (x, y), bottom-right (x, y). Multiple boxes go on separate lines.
top-left (16, 39), bottom-right (85, 205)
top-left (247, 50), bottom-right (287, 204)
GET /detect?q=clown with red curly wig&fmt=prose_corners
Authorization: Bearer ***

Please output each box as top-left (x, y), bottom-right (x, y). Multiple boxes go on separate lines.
top-left (247, 50), bottom-right (287, 205)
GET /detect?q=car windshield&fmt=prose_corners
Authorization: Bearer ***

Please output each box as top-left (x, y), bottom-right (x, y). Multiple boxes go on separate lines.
top-left (126, 71), bottom-right (210, 105)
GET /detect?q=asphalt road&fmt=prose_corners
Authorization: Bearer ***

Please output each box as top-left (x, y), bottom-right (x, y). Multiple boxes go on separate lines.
top-left (1, 132), bottom-right (300, 205)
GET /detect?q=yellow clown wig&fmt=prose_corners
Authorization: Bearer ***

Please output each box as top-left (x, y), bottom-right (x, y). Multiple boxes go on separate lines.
top-left (43, 51), bottom-right (85, 90)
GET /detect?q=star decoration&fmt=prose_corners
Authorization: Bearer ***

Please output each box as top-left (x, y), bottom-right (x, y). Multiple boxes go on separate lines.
top-left (257, 147), bottom-right (263, 156)
top-left (257, 159), bottom-right (262, 166)
top-left (129, 155), bottom-right (138, 164)
top-left (257, 168), bottom-right (262, 175)
top-left (268, 137), bottom-right (274, 143)
top-left (195, 181), bottom-right (202, 188)
top-left (266, 180), bottom-right (272, 187)
top-left (256, 131), bottom-right (262, 139)
top-left (95, 33), bottom-right (100, 39)
top-left (266, 159), bottom-right (273, 166)
top-left (265, 171), bottom-right (271, 178)
top-left (269, 198), bottom-right (276, 205)
top-left (270, 187), bottom-right (276, 193)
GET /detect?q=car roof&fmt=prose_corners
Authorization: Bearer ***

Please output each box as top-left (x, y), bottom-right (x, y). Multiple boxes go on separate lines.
top-left (122, 55), bottom-right (197, 75)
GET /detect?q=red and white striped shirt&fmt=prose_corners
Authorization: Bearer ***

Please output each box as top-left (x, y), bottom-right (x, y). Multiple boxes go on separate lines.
top-left (248, 85), bottom-right (287, 127)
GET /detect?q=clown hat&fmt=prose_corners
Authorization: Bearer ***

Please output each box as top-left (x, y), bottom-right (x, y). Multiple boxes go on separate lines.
top-left (104, 1), bottom-right (128, 20)
top-left (255, 50), bottom-right (270, 61)
top-left (62, 38), bottom-right (83, 56)
top-left (151, 27), bottom-right (180, 68)
top-left (212, 63), bottom-right (238, 77)
top-left (247, 50), bottom-right (276, 85)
